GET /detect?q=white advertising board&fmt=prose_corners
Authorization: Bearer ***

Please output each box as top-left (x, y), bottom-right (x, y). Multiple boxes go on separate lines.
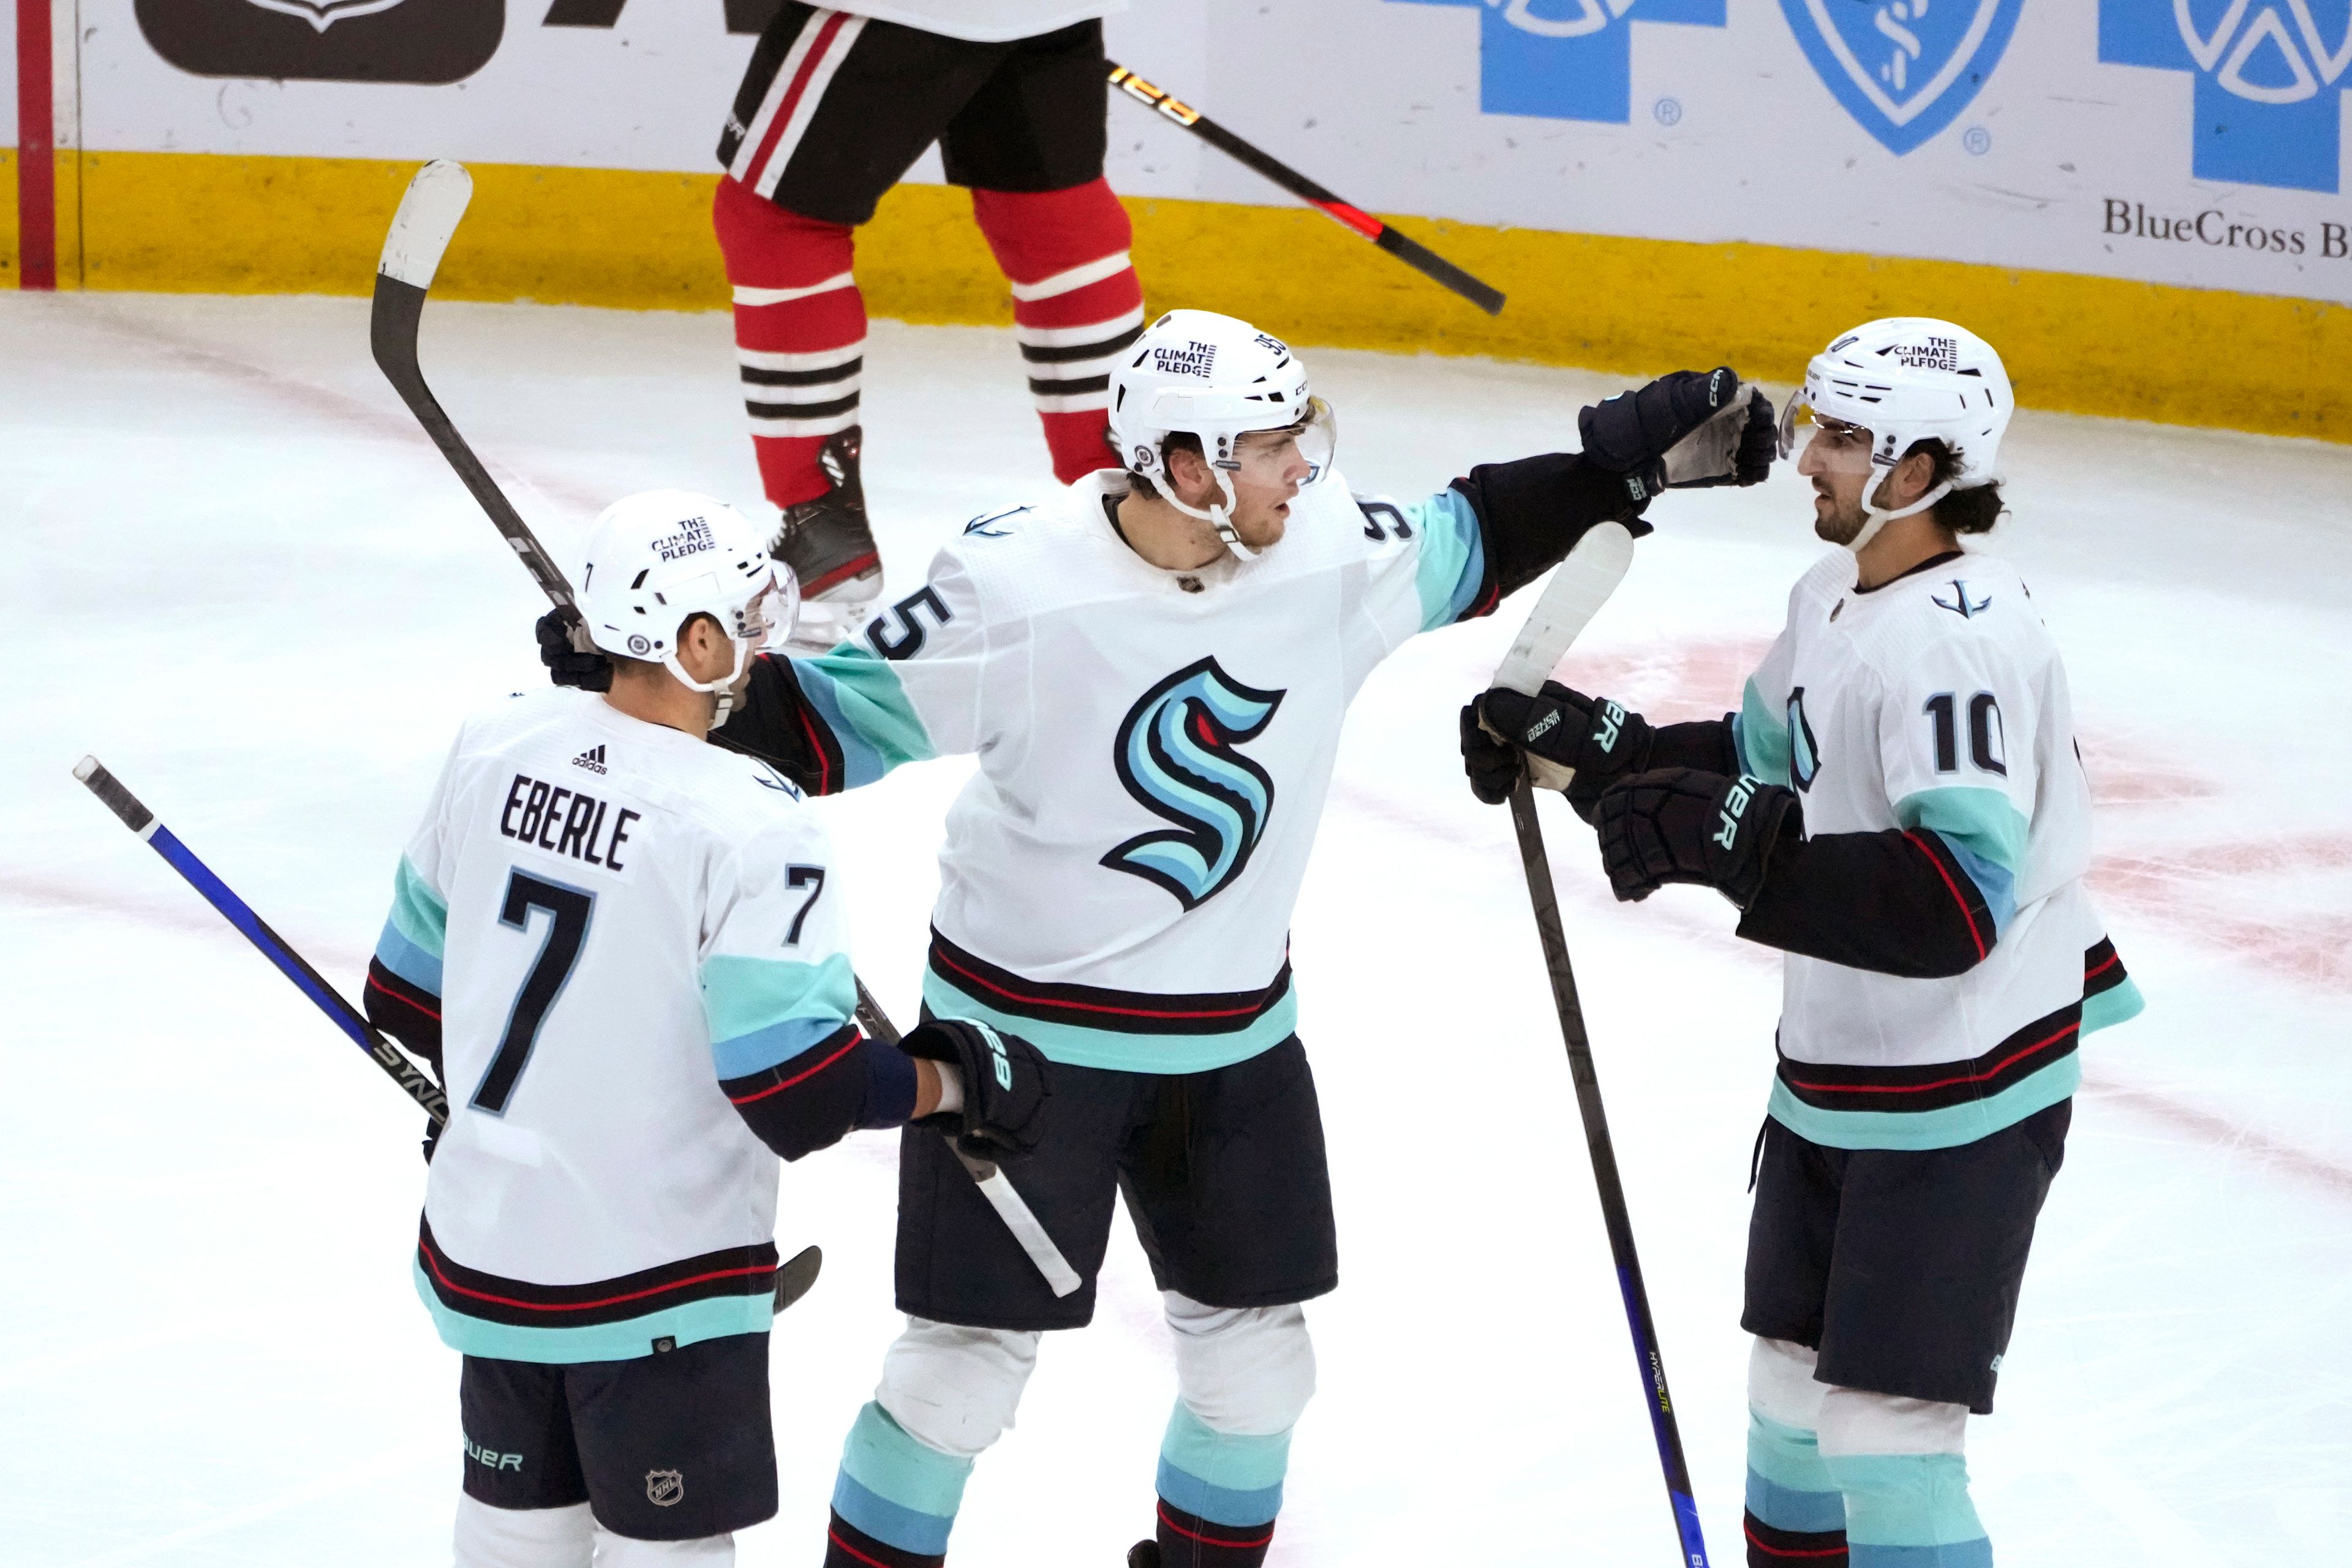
top-left (57, 0), bottom-right (2352, 305)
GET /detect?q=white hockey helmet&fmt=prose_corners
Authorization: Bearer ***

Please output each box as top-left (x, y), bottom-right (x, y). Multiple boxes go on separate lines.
top-left (1107, 309), bottom-right (1335, 560)
top-left (577, 489), bottom-right (796, 715)
top-left (1778, 317), bottom-right (2013, 551)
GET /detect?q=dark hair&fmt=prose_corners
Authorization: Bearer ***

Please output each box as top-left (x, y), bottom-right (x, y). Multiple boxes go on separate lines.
top-left (1121, 430), bottom-right (1204, 502)
top-left (1905, 438), bottom-right (2005, 535)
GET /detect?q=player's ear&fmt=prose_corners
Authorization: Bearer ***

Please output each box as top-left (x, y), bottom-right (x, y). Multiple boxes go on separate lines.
top-left (1164, 441), bottom-right (1210, 499)
top-left (1891, 447), bottom-right (1939, 509)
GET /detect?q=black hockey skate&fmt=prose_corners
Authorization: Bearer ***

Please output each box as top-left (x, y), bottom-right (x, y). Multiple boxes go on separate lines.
top-left (1126, 1543), bottom-right (1159, 1568)
top-left (771, 426), bottom-right (880, 650)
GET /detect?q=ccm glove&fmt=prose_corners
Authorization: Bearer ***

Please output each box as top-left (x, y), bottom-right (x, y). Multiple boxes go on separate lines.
top-left (899, 1019), bottom-right (1052, 1162)
top-left (1592, 767), bottom-right (1800, 908)
top-left (537, 605), bottom-right (614, 693)
top-left (1465, 682), bottom-right (1655, 817)
top-left (1578, 368), bottom-right (1777, 500)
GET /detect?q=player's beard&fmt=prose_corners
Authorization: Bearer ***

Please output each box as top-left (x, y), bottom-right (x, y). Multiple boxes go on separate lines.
top-left (1812, 485), bottom-right (1866, 546)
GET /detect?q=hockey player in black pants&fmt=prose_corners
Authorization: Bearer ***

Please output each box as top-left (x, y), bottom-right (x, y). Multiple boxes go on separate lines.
top-left (1463, 318), bottom-right (2144, 1568)
top-left (543, 314), bottom-right (1777, 1566)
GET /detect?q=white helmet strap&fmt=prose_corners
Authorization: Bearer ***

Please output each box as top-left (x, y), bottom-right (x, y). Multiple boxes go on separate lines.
top-left (1850, 464), bottom-right (1954, 553)
top-left (1156, 450), bottom-right (1260, 562)
top-left (659, 632), bottom-right (756, 722)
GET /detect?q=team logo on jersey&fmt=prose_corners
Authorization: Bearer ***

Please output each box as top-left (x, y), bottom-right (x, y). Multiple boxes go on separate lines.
top-left (645, 1469), bottom-right (684, 1507)
top-left (963, 506), bottom-right (1029, 538)
top-left (1102, 658), bottom-right (1286, 910)
top-left (1779, 0), bottom-right (2024, 154)
top-left (1932, 579), bottom-right (1992, 618)
top-left (1787, 687), bottom-right (1822, 791)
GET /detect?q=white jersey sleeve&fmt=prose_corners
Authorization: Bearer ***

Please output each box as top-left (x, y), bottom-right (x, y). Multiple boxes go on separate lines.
top-left (700, 807), bottom-right (861, 1087)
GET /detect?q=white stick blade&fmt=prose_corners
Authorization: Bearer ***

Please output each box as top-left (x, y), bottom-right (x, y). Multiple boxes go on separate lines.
top-left (974, 1169), bottom-right (1085, 1297)
top-left (379, 160), bottom-right (474, 288)
top-left (1493, 521), bottom-right (1635, 696)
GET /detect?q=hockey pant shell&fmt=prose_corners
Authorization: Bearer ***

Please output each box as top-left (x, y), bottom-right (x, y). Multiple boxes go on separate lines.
top-left (454, 1496), bottom-right (734, 1567)
top-left (1744, 1338), bottom-right (1988, 1568)
top-left (825, 1295), bottom-right (1312, 1564)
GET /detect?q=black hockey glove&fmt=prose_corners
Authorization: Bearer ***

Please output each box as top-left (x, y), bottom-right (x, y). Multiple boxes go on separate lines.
top-left (1464, 682), bottom-right (1655, 819)
top-left (1577, 368), bottom-right (1777, 501)
top-left (1591, 767), bottom-right (1800, 908)
top-left (899, 1019), bottom-right (1053, 1162)
top-left (537, 605), bottom-right (613, 693)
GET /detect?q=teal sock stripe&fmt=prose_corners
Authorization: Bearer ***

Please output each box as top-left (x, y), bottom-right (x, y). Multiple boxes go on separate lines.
top-left (832, 1402), bottom-right (972, 1556)
top-left (1747, 1411), bottom-right (1845, 1532)
top-left (1847, 1544), bottom-right (1992, 1567)
top-left (1156, 1401), bottom-right (1290, 1528)
top-left (1821, 1451), bottom-right (1987, 1551)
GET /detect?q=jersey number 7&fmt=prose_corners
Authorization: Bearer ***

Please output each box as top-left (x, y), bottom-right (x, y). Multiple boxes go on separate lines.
top-left (472, 869), bottom-right (596, 1115)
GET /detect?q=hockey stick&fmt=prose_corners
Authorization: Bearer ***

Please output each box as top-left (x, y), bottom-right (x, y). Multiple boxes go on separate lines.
top-left (851, 979), bottom-right (1084, 1298)
top-left (1108, 66), bottom-right (1506, 317)
top-left (74, 755), bottom-right (827, 1315)
top-left (74, 756), bottom-right (450, 1123)
top-left (1492, 528), bottom-right (1713, 1568)
top-left (371, 160), bottom-right (1075, 1300)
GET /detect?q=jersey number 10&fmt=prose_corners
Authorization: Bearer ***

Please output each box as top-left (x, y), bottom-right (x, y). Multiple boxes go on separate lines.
top-left (472, 869), bottom-right (597, 1115)
top-left (1923, 692), bottom-right (2007, 778)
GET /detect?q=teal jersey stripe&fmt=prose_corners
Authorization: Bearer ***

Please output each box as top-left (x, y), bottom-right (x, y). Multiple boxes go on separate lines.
top-left (1739, 677), bottom-right (1793, 786)
top-left (1406, 489), bottom-right (1488, 631)
top-left (921, 971), bottom-right (1297, 1074)
top-left (1767, 1052), bottom-right (2080, 1151)
top-left (1932, 833), bottom-right (2017, 936)
top-left (837, 1401), bottom-right (974, 1520)
top-left (412, 1261), bottom-right (769, 1363)
top-left (388, 855), bottom-right (448, 959)
top-left (372, 918), bottom-right (443, 995)
top-left (1819, 1452), bottom-right (1986, 1550)
top-left (2084, 975), bottom-right (2145, 1035)
top-left (1895, 788), bottom-right (2029, 877)
top-left (791, 646), bottom-right (937, 788)
top-left (704, 951), bottom-right (858, 1076)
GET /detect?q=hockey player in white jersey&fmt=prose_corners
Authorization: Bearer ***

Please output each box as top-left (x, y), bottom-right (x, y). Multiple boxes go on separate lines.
top-left (1464, 319), bottom-right (2146, 1568)
top-left (538, 310), bottom-right (1776, 1567)
top-left (365, 492), bottom-right (1053, 1567)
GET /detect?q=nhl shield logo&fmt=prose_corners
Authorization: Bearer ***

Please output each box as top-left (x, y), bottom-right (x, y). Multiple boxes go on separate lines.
top-left (1777, 0), bottom-right (2024, 154)
top-left (645, 1468), bottom-right (685, 1507)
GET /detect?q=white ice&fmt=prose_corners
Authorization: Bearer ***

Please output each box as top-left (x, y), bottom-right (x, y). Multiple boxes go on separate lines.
top-left (4, 293), bottom-right (2349, 1567)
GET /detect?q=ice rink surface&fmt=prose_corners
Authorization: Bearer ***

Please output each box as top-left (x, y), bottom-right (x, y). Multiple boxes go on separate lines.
top-left (4, 292), bottom-right (2350, 1567)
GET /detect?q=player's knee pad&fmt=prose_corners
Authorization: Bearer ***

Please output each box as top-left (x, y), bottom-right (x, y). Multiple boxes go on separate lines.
top-left (592, 1531), bottom-right (735, 1567)
top-left (875, 1316), bottom-right (1043, 1459)
top-left (453, 1495), bottom-right (592, 1568)
top-left (1814, 1385), bottom-right (1969, 1458)
top-left (1165, 1292), bottom-right (1316, 1436)
top-left (1747, 1335), bottom-right (1826, 1430)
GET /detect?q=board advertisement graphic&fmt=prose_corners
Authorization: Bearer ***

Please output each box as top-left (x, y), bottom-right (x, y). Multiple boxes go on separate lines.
top-left (134, 0), bottom-right (504, 85)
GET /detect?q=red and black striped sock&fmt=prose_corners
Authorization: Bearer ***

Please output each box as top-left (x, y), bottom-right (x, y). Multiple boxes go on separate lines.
top-left (1744, 1507), bottom-right (1849, 1566)
top-left (824, 1509), bottom-right (943, 1568)
top-left (1154, 1499), bottom-right (1275, 1568)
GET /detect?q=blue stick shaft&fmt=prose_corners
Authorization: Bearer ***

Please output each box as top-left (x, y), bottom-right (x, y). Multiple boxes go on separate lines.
top-left (75, 757), bottom-right (448, 1124)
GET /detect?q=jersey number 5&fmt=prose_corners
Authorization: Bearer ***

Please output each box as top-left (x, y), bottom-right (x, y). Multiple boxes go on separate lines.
top-left (472, 869), bottom-right (596, 1115)
top-left (1923, 692), bottom-right (2008, 778)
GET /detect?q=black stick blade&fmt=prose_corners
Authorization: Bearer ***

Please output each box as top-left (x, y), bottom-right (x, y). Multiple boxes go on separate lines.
top-left (773, 1245), bottom-right (823, 1313)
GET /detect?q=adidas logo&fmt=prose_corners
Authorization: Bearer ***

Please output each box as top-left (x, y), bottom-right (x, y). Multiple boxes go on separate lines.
top-left (571, 745), bottom-right (608, 774)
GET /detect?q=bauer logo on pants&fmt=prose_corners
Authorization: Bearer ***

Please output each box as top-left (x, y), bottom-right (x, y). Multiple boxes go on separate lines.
top-left (135, 0), bottom-right (503, 85)
top-left (1102, 658), bottom-right (1285, 911)
top-left (1777, 0), bottom-right (2024, 154)
top-left (646, 1468), bottom-right (684, 1507)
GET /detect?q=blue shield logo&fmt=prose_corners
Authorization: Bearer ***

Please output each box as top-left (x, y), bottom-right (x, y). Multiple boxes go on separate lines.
top-left (1390, 0), bottom-right (1727, 124)
top-left (2100, 1), bottom-right (2351, 192)
top-left (1779, 0), bottom-right (2024, 154)
top-left (1102, 658), bottom-right (1286, 910)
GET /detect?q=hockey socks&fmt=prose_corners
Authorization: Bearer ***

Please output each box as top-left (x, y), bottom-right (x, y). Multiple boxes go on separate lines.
top-left (1150, 1401), bottom-right (1287, 1568)
top-left (1744, 1410), bottom-right (1849, 1567)
top-left (714, 175), bottom-right (865, 512)
top-left (1817, 1450), bottom-right (1989, 1568)
top-left (969, 179), bottom-right (1143, 484)
top-left (824, 1402), bottom-right (973, 1568)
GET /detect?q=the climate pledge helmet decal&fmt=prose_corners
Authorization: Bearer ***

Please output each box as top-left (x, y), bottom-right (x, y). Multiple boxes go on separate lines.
top-left (1102, 658), bottom-right (1286, 910)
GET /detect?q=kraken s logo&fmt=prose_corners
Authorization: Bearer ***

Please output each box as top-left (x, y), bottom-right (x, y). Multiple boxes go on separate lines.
top-left (1101, 658), bottom-right (1286, 910)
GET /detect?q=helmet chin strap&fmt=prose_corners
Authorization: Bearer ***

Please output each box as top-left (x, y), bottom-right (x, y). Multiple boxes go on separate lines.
top-left (1846, 464), bottom-right (1953, 554)
top-left (663, 637), bottom-right (756, 723)
top-left (1162, 468), bottom-right (1259, 562)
